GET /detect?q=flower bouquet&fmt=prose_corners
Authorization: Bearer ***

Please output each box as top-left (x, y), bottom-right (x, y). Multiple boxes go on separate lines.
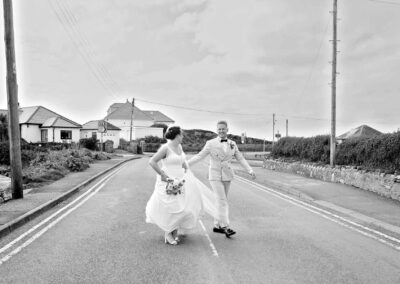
top-left (165, 177), bottom-right (185, 195)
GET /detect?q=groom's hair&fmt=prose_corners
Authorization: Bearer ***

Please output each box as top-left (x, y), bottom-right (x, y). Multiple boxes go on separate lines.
top-left (217, 120), bottom-right (228, 127)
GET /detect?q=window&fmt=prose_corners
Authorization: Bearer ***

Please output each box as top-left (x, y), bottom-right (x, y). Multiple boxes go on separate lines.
top-left (60, 130), bottom-right (72, 140)
top-left (41, 129), bottom-right (48, 142)
top-left (92, 132), bottom-right (97, 139)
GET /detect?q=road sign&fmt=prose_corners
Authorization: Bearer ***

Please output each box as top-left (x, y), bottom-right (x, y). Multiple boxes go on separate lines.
top-left (98, 120), bottom-right (107, 133)
top-left (241, 133), bottom-right (246, 144)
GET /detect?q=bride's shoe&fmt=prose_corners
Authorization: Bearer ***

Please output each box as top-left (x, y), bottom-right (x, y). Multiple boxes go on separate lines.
top-left (171, 229), bottom-right (180, 243)
top-left (164, 232), bottom-right (178, 245)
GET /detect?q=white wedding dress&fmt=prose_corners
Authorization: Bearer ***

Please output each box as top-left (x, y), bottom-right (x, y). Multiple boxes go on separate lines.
top-left (146, 146), bottom-right (218, 233)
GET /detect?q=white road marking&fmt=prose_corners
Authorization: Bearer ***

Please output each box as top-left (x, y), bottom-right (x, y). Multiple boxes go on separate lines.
top-left (0, 165), bottom-right (127, 264)
top-left (199, 220), bottom-right (219, 257)
top-left (235, 175), bottom-right (400, 251)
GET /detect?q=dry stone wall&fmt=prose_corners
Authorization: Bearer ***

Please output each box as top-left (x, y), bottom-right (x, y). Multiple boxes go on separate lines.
top-left (263, 159), bottom-right (400, 201)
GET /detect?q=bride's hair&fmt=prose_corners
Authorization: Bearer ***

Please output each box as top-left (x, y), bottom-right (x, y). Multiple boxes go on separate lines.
top-left (165, 126), bottom-right (181, 140)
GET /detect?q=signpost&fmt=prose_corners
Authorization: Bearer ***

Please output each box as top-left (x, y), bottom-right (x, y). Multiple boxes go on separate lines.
top-left (98, 120), bottom-right (107, 152)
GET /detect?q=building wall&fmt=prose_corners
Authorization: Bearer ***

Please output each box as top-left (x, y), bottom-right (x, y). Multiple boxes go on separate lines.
top-left (133, 127), bottom-right (163, 140)
top-left (117, 126), bottom-right (163, 141)
top-left (80, 130), bottom-right (120, 148)
top-left (20, 124), bottom-right (41, 143)
top-left (107, 119), bottom-right (154, 128)
top-left (52, 128), bottom-right (80, 143)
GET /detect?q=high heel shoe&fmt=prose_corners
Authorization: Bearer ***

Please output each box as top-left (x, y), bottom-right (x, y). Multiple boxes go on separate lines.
top-left (164, 232), bottom-right (178, 245)
top-left (171, 229), bottom-right (180, 243)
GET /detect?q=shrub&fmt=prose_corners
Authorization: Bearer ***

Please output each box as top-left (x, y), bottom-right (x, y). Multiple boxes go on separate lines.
top-left (336, 132), bottom-right (400, 171)
top-left (144, 135), bottom-right (167, 143)
top-left (65, 156), bottom-right (90, 172)
top-left (80, 137), bottom-right (98, 151)
top-left (0, 141), bottom-right (10, 165)
top-left (272, 135), bottom-right (330, 163)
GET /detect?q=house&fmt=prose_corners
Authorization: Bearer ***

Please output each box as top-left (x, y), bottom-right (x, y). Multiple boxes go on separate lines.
top-left (0, 106), bottom-right (82, 143)
top-left (105, 101), bottom-right (174, 140)
top-left (142, 110), bottom-right (175, 126)
top-left (80, 120), bottom-right (121, 148)
top-left (337, 125), bottom-right (382, 144)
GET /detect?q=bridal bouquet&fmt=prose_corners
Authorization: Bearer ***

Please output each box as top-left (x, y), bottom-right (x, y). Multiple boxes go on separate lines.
top-left (165, 177), bottom-right (185, 195)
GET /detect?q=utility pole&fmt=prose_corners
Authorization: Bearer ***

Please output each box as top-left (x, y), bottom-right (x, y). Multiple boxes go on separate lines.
top-left (286, 119), bottom-right (288, 137)
top-left (330, 0), bottom-right (338, 167)
top-left (272, 113), bottom-right (276, 145)
top-left (129, 98), bottom-right (135, 141)
top-left (3, 0), bottom-right (23, 199)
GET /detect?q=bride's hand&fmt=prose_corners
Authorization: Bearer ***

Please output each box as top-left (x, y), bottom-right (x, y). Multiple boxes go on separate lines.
top-left (160, 171), bottom-right (169, 182)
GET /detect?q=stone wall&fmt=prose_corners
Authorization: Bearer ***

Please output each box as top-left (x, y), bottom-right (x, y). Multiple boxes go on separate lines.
top-left (263, 159), bottom-right (400, 201)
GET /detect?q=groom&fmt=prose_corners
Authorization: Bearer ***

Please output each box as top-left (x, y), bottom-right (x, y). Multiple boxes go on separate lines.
top-left (188, 120), bottom-right (256, 237)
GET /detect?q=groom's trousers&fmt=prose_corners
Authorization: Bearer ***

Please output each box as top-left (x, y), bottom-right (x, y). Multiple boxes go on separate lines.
top-left (209, 181), bottom-right (231, 227)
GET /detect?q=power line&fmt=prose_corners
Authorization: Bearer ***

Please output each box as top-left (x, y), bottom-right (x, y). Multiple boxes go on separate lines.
top-left (135, 97), bottom-right (265, 116)
top-left (60, 0), bottom-right (122, 94)
top-left (298, 22), bottom-right (330, 99)
top-left (367, 0), bottom-right (400, 6)
top-left (48, 0), bottom-right (121, 98)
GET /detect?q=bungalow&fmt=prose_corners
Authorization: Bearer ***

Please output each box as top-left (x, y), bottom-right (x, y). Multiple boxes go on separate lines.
top-left (337, 125), bottom-right (382, 144)
top-left (0, 106), bottom-right (82, 143)
top-left (80, 120), bottom-right (121, 148)
top-left (105, 101), bottom-right (174, 141)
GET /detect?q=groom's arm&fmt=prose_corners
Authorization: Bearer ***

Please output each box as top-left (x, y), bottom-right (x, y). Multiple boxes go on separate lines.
top-left (233, 143), bottom-right (255, 177)
top-left (188, 141), bottom-right (211, 167)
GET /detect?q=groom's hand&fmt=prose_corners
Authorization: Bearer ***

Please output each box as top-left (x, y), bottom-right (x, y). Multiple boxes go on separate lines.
top-left (249, 170), bottom-right (256, 180)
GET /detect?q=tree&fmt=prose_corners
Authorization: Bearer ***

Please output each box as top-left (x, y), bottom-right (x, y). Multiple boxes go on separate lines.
top-left (0, 114), bottom-right (8, 141)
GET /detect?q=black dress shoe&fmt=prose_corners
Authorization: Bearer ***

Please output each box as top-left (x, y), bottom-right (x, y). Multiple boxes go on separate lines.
top-left (222, 227), bottom-right (236, 238)
top-left (213, 226), bottom-right (225, 234)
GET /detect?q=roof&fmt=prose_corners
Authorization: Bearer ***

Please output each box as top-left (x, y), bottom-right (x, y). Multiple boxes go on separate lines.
top-left (104, 102), bottom-right (154, 121)
top-left (41, 117), bottom-right (81, 128)
top-left (81, 120), bottom-right (121, 131)
top-left (337, 125), bottom-right (382, 140)
top-left (4, 106), bottom-right (82, 128)
top-left (143, 110), bottom-right (175, 123)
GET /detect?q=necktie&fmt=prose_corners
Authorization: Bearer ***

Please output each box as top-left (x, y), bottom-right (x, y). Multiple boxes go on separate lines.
top-left (220, 139), bottom-right (228, 143)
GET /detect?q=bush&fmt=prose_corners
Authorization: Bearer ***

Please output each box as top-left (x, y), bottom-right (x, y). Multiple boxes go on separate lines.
top-left (0, 141), bottom-right (10, 165)
top-left (65, 156), bottom-right (90, 172)
top-left (144, 136), bottom-right (167, 143)
top-left (272, 135), bottom-right (330, 163)
top-left (336, 132), bottom-right (400, 172)
top-left (80, 137), bottom-right (98, 151)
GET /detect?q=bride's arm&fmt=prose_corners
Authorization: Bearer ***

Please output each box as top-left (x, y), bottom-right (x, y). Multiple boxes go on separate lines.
top-left (149, 145), bottom-right (169, 181)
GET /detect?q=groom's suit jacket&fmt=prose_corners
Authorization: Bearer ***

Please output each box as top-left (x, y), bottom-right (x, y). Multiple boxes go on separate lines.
top-left (189, 137), bottom-right (252, 181)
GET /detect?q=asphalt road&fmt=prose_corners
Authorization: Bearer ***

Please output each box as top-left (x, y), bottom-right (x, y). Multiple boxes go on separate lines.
top-left (0, 157), bottom-right (399, 283)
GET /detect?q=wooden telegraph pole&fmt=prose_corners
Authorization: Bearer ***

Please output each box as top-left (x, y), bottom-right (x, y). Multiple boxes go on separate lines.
top-left (286, 119), bottom-right (288, 137)
top-left (272, 113), bottom-right (275, 145)
top-left (129, 98), bottom-right (135, 141)
top-left (330, 0), bottom-right (338, 167)
top-left (3, 0), bottom-right (23, 199)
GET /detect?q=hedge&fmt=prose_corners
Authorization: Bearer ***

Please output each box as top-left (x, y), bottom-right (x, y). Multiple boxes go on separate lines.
top-left (271, 135), bottom-right (330, 163)
top-left (335, 132), bottom-right (400, 172)
top-left (271, 132), bottom-right (400, 172)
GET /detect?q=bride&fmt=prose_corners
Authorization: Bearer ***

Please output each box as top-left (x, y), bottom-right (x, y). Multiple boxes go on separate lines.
top-left (146, 126), bottom-right (218, 245)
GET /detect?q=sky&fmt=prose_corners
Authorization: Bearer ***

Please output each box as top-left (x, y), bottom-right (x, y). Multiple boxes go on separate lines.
top-left (0, 0), bottom-right (399, 140)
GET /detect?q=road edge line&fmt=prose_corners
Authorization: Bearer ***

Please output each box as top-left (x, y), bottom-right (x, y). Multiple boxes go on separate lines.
top-left (0, 156), bottom-right (140, 239)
